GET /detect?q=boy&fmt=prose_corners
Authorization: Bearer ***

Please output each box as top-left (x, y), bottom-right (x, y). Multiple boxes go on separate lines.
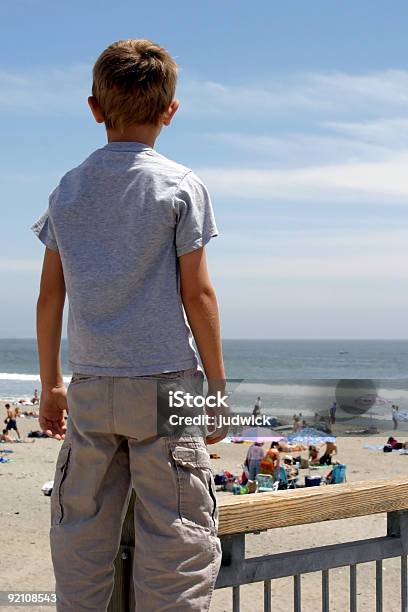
top-left (31, 39), bottom-right (225, 611)
top-left (4, 403), bottom-right (21, 440)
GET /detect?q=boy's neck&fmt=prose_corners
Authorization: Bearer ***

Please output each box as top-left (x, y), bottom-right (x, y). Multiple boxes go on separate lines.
top-left (106, 123), bottom-right (161, 148)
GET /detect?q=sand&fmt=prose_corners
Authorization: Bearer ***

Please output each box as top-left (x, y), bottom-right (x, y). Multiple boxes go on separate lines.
top-left (1, 400), bottom-right (407, 611)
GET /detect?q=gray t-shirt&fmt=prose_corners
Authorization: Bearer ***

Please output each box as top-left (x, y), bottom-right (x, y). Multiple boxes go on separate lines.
top-left (31, 141), bottom-right (218, 376)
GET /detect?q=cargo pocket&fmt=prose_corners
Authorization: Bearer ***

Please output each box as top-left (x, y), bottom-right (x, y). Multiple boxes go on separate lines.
top-left (169, 440), bottom-right (218, 533)
top-left (51, 443), bottom-right (72, 526)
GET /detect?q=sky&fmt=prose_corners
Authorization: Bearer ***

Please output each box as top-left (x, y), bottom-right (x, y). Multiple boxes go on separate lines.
top-left (1, 0), bottom-right (408, 339)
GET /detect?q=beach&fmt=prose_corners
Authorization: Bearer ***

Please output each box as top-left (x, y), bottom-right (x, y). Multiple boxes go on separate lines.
top-left (1, 400), bottom-right (408, 611)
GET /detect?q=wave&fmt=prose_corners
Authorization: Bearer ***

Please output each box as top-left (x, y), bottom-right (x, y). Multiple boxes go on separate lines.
top-left (0, 373), bottom-right (71, 383)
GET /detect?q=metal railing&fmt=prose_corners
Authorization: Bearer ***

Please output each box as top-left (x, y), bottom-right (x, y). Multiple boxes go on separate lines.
top-left (109, 477), bottom-right (408, 611)
top-left (216, 477), bottom-right (408, 611)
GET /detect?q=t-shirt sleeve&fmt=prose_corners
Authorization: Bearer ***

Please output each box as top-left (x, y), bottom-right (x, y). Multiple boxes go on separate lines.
top-left (174, 171), bottom-right (219, 257)
top-left (30, 204), bottom-right (59, 252)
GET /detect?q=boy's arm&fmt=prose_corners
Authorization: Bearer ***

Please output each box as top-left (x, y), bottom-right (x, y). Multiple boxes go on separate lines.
top-left (36, 247), bottom-right (67, 439)
top-left (179, 246), bottom-right (228, 443)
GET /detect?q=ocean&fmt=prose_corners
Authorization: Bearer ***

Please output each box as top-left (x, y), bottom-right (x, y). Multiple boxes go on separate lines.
top-left (1, 338), bottom-right (408, 430)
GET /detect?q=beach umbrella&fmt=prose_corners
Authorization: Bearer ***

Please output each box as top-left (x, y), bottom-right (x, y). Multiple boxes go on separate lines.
top-left (230, 427), bottom-right (286, 443)
top-left (287, 427), bottom-right (336, 445)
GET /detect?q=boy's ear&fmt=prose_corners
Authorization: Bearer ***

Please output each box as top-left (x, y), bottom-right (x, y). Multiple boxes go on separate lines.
top-left (88, 96), bottom-right (105, 124)
top-left (162, 99), bottom-right (180, 126)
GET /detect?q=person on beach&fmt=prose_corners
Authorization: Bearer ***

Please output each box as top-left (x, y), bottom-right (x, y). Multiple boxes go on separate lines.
top-left (308, 444), bottom-right (320, 465)
top-left (1, 428), bottom-right (14, 442)
top-left (259, 441), bottom-right (280, 477)
top-left (384, 436), bottom-right (407, 451)
top-left (392, 405), bottom-right (399, 430)
top-left (278, 440), bottom-right (306, 453)
top-left (329, 401), bottom-right (337, 425)
top-left (22, 408), bottom-right (39, 418)
top-left (31, 389), bottom-right (39, 405)
top-left (31, 39), bottom-right (225, 612)
top-left (4, 404), bottom-right (21, 440)
top-left (245, 441), bottom-right (265, 480)
top-left (319, 441), bottom-right (337, 465)
top-left (253, 396), bottom-right (262, 416)
top-left (1, 429), bottom-right (35, 443)
top-left (283, 455), bottom-right (299, 484)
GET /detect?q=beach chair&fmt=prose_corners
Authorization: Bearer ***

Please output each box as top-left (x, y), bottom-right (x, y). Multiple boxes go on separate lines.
top-left (256, 474), bottom-right (279, 492)
top-left (324, 463), bottom-right (346, 485)
top-left (274, 466), bottom-right (298, 489)
top-left (287, 472), bottom-right (299, 489)
top-left (274, 466), bottom-right (287, 489)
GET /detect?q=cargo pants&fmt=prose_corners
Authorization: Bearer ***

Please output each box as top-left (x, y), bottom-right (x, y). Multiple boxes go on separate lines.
top-left (50, 367), bottom-right (222, 611)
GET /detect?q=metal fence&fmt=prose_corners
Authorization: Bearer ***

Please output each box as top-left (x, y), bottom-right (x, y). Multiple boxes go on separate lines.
top-left (216, 511), bottom-right (408, 611)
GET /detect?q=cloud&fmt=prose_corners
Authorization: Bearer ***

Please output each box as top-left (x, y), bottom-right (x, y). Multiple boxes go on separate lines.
top-left (180, 70), bottom-right (408, 119)
top-left (208, 131), bottom-right (391, 167)
top-left (326, 117), bottom-right (408, 148)
top-left (198, 154), bottom-right (408, 203)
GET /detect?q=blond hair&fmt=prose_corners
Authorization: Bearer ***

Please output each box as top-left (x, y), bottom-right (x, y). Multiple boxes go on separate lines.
top-left (92, 39), bottom-right (178, 130)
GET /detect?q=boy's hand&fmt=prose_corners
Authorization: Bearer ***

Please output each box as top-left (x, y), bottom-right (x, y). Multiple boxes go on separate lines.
top-left (205, 406), bottom-right (230, 444)
top-left (39, 385), bottom-right (68, 440)
top-left (205, 382), bottom-right (230, 445)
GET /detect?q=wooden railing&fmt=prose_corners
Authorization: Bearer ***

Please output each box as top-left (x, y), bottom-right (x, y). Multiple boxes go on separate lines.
top-left (109, 478), bottom-right (408, 611)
